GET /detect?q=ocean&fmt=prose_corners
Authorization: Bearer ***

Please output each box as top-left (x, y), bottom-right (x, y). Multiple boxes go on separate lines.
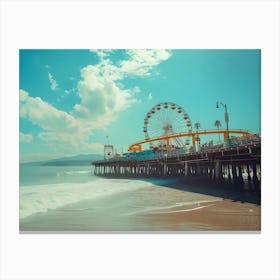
top-left (19, 164), bottom-right (260, 231)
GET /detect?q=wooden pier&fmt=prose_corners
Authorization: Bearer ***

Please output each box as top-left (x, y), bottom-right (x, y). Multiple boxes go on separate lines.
top-left (92, 143), bottom-right (261, 191)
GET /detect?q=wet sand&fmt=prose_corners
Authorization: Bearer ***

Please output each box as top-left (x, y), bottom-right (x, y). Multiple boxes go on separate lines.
top-left (20, 187), bottom-right (261, 233)
top-left (20, 178), bottom-right (261, 232)
top-left (139, 199), bottom-right (261, 231)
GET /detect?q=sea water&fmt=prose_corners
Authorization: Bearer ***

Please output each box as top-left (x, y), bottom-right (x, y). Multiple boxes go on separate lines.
top-left (19, 164), bottom-right (221, 231)
top-left (20, 164), bottom-right (155, 219)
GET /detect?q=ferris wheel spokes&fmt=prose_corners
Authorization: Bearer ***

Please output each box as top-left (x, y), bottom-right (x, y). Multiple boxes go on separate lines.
top-left (143, 102), bottom-right (193, 149)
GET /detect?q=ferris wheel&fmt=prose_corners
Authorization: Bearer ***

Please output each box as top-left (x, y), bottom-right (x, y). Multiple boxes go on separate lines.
top-left (143, 102), bottom-right (193, 149)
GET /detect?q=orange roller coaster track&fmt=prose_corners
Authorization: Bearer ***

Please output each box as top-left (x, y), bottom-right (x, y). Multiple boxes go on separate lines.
top-left (128, 129), bottom-right (254, 152)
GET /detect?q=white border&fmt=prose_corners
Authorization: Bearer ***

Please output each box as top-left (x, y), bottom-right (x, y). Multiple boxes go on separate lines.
top-left (1, 1), bottom-right (279, 280)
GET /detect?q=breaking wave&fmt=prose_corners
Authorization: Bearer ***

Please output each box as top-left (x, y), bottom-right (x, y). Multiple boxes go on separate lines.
top-left (19, 178), bottom-right (155, 219)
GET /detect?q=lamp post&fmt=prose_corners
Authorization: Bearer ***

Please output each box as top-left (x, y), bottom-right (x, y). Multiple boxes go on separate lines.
top-left (216, 101), bottom-right (230, 147)
top-left (194, 122), bottom-right (200, 151)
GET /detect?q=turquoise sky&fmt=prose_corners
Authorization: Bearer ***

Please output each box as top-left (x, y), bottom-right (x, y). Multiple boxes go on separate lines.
top-left (19, 49), bottom-right (261, 162)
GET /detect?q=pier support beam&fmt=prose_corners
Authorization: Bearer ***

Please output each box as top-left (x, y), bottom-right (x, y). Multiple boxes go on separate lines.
top-left (197, 163), bottom-right (201, 176)
top-left (246, 164), bottom-right (252, 190)
top-left (252, 162), bottom-right (260, 191)
top-left (215, 160), bottom-right (223, 183)
top-left (237, 164), bottom-right (244, 188)
top-left (163, 162), bottom-right (167, 177)
top-left (184, 161), bottom-right (189, 177)
top-left (231, 163), bottom-right (238, 185)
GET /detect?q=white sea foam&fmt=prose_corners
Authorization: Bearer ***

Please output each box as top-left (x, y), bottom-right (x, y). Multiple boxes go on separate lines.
top-left (65, 170), bottom-right (91, 175)
top-left (122, 199), bottom-right (222, 216)
top-left (151, 203), bottom-right (216, 214)
top-left (19, 178), bottom-right (153, 219)
top-left (56, 170), bottom-right (91, 177)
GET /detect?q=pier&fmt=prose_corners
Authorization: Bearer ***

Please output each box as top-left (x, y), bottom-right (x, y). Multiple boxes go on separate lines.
top-left (92, 101), bottom-right (261, 192)
top-left (92, 142), bottom-right (261, 191)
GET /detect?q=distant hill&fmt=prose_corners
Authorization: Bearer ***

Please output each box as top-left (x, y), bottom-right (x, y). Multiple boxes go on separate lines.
top-left (22, 154), bottom-right (103, 166)
top-left (42, 154), bottom-right (103, 166)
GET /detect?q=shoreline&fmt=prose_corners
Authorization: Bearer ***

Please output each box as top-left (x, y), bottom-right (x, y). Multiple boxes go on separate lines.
top-left (91, 175), bottom-right (261, 205)
top-left (139, 199), bottom-right (261, 231)
top-left (20, 176), bottom-right (261, 231)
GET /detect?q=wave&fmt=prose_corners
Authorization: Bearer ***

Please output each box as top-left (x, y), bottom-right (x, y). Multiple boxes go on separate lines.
top-left (122, 199), bottom-right (221, 216)
top-left (150, 203), bottom-right (217, 214)
top-left (56, 170), bottom-right (92, 177)
top-left (19, 178), bottom-right (155, 219)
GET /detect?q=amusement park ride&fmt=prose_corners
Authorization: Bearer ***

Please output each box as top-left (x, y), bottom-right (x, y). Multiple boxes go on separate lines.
top-left (127, 102), bottom-right (255, 153)
top-left (94, 102), bottom-right (261, 187)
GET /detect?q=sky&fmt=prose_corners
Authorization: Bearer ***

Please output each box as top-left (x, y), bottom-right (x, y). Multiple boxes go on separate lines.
top-left (19, 49), bottom-right (261, 162)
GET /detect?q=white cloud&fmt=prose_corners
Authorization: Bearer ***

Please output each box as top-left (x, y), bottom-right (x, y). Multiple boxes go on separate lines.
top-left (20, 89), bottom-right (91, 147)
top-left (120, 49), bottom-right (172, 77)
top-left (19, 89), bottom-right (28, 101)
top-left (73, 49), bottom-right (172, 128)
top-left (73, 61), bottom-right (137, 128)
top-left (90, 49), bottom-right (113, 60)
top-left (48, 71), bottom-right (58, 90)
top-left (148, 93), bottom-right (153, 100)
top-left (19, 132), bottom-right (33, 143)
top-left (19, 50), bottom-right (172, 155)
top-left (20, 89), bottom-right (104, 154)
top-left (64, 88), bottom-right (76, 94)
top-left (132, 86), bottom-right (141, 94)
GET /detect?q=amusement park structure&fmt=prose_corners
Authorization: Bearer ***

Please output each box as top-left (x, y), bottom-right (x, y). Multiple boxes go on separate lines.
top-left (129, 102), bottom-right (256, 153)
top-left (128, 129), bottom-right (254, 152)
top-left (92, 101), bottom-right (261, 190)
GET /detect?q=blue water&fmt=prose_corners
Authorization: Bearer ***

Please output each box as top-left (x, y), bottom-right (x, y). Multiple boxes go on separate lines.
top-left (20, 164), bottom-right (158, 219)
top-left (20, 164), bottom-right (94, 186)
top-left (19, 164), bottom-right (221, 231)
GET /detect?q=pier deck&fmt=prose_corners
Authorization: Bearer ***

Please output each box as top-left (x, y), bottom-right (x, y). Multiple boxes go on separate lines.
top-left (92, 143), bottom-right (261, 190)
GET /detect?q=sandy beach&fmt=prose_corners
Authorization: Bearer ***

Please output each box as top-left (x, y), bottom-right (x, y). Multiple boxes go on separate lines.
top-left (20, 176), bottom-right (261, 232)
top-left (139, 199), bottom-right (260, 231)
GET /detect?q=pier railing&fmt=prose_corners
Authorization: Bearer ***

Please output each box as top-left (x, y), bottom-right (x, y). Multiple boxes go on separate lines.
top-left (93, 140), bottom-right (261, 164)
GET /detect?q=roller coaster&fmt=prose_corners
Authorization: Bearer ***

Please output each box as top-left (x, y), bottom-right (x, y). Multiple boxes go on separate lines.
top-left (128, 102), bottom-right (257, 153)
top-left (128, 129), bottom-right (254, 152)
